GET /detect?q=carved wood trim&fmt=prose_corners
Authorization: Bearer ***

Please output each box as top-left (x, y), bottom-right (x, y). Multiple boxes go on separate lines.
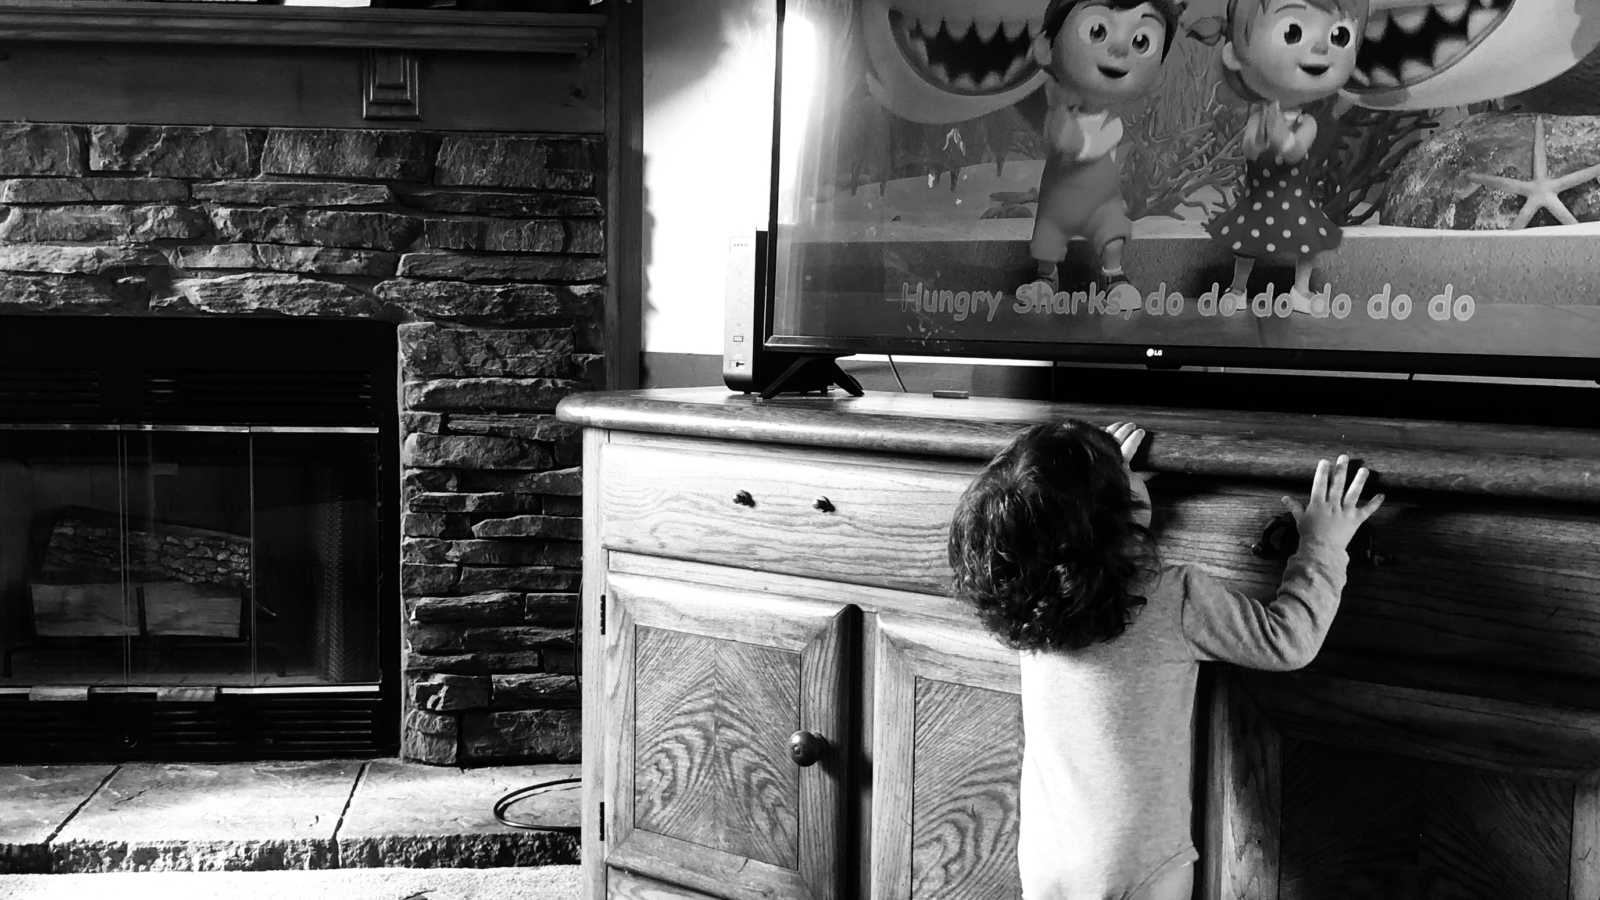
top-left (555, 388), bottom-right (1600, 504)
top-left (363, 50), bottom-right (420, 121)
top-left (0, 1), bottom-right (602, 54)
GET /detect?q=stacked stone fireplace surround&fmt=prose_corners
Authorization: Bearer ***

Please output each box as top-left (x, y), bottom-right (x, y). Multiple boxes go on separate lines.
top-left (0, 121), bottom-right (604, 766)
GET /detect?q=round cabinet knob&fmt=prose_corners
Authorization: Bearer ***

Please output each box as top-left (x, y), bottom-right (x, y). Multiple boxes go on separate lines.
top-left (788, 730), bottom-right (828, 767)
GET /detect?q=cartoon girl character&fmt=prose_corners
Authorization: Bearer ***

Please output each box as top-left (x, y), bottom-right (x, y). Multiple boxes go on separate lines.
top-left (1204, 0), bottom-right (1368, 314)
top-left (1026, 0), bottom-right (1185, 313)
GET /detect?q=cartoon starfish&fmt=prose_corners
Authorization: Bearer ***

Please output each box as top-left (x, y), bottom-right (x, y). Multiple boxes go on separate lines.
top-left (1465, 116), bottom-right (1600, 228)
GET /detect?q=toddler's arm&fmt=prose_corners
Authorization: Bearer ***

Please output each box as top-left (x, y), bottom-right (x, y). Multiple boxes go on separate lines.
top-left (1181, 455), bottom-right (1384, 670)
top-left (1179, 540), bottom-right (1348, 670)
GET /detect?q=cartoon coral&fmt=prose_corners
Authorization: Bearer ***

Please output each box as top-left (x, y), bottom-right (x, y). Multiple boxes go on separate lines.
top-left (1307, 99), bottom-right (1436, 226)
top-left (1118, 49), bottom-right (1247, 221)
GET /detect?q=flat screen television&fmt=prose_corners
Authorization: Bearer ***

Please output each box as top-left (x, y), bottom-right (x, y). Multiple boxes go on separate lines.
top-left (763, 0), bottom-right (1600, 382)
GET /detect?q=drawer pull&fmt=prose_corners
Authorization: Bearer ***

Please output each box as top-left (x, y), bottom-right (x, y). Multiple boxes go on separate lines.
top-left (1253, 511), bottom-right (1383, 565)
top-left (813, 496), bottom-right (836, 513)
top-left (789, 730), bottom-right (828, 767)
top-left (1253, 512), bottom-right (1300, 561)
top-left (733, 490), bottom-right (756, 508)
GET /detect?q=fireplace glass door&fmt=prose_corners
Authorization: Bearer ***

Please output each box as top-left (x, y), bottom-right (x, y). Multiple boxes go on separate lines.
top-left (0, 425), bottom-right (381, 691)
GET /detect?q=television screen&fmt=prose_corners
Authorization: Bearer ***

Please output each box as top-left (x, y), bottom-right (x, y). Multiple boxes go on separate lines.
top-left (767, 0), bottom-right (1600, 377)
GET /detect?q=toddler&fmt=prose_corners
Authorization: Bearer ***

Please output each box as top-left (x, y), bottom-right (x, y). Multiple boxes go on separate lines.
top-left (948, 420), bottom-right (1382, 899)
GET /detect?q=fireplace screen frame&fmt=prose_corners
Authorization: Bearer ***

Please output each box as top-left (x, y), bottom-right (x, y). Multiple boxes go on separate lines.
top-left (0, 317), bottom-right (400, 763)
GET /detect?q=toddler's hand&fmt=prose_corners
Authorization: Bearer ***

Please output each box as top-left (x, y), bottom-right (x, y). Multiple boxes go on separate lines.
top-left (1282, 454), bottom-right (1384, 551)
top-left (1105, 421), bottom-right (1146, 467)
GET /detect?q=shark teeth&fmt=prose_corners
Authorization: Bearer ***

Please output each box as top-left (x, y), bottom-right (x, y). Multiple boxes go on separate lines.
top-left (889, 8), bottom-right (1041, 95)
top-left (1351, 0), bottom-right (1512, 91)
top-left (1434, 0), bottom-right (1468, 23)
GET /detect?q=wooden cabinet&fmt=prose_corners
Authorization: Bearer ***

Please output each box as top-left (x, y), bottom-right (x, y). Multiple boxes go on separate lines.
top-left (561, 387), bottom-right (1600, 900)
top-left (601, 572), bottom-right (851, 898)
top-left (871, 613), bottom-right (1022, 899)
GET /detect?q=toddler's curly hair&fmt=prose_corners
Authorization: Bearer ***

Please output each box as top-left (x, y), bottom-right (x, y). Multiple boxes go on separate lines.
top-left (948, 420), bottom-right (1156, 651)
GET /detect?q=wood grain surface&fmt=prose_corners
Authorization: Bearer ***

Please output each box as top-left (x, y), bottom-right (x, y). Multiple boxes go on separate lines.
top-left (908, 678), bottom-right (1022, 899)
top-left (1278, 739), bottom-right (1423, 900)
top-left (600, 437), bottom-right (975, 595)
top-left (1574, 779), bottom-right (1600, 900)
top-left (1203, 676), bottom-right (1281, 900)
top-left (604, 575), bottom-right (849, 899)
top-left (632, 626), bottom-right (800, 870)
top-left (606, 868), bottom-right (709, 900)
top-left (1153, 478), bottom-right (1600, 686)
top-left (872, 616), bottom-right (1022, 900)
top-left (557, 387), bottom-right (1600, 503)
top-left (581, 429), bottom-right (608, 899)
top-left (1246, 673), bottom-right (1600, 778)
top-left (1278, 739), bottom-right (1573, 900)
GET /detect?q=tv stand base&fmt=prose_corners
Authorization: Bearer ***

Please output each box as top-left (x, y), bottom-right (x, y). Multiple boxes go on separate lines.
top-left (755, 355), bottom-right (864, 400)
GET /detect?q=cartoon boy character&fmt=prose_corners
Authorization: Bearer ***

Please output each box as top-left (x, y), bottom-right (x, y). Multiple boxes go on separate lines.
top-left (1205, 0), bottom-right (1368, 315)
top-left (1027, 0), bottom-right (1185, 312)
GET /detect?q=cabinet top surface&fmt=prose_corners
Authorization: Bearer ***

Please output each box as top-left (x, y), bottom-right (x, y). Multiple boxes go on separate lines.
top-left (558, 387), bottom-right (1600, 504)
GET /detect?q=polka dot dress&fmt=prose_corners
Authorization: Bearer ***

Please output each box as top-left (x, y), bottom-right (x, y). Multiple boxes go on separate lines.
top-left (1207, 155), bottom-right (1340, 263)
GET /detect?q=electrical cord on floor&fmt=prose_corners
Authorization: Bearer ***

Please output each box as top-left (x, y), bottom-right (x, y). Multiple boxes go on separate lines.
top-left (493, 776), bottom-right (583, 833)
top-left (490, 615), bottom-right (584, 834)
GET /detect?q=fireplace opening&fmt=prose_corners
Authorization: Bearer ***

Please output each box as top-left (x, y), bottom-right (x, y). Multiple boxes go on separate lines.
top-left (0, 317), bottom-right (398, 762)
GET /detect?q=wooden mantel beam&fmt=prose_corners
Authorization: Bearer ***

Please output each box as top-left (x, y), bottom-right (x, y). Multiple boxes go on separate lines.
top-left (0, 0), bottom-right (603, 54)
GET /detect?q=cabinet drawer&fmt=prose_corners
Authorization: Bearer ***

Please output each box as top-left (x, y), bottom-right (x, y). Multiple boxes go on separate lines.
top-left (599, 437), bottom-right (977, 594)
top-left (1154, 478), bottom-right (1600, 691)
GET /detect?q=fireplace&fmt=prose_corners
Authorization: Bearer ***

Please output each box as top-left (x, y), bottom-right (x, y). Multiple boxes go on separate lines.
top-left (0, 316), bottom-right (399, 761)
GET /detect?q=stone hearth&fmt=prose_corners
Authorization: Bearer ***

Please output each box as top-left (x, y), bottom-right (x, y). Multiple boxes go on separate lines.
top-left (0, 122), bottom-right (603, 766)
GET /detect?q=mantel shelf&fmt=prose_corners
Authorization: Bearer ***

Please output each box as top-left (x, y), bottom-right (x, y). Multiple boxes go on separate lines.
top-left (0, 0), bottom-right (603, 54)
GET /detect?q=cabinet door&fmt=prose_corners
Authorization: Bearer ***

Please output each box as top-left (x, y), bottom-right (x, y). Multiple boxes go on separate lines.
top-left (871, 613), bottom-right (1023, 899)
top-left (604, 571), bottom-right (853, 900)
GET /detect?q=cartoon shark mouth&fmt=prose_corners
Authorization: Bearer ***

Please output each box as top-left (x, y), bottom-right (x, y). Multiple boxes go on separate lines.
top-left (887, 9), bottom-right (1041, 95)
top-left (1351, 0), bottom-right (1512, 90)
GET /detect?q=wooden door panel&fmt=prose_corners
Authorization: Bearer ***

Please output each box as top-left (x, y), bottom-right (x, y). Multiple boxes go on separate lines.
top-left (1204, 672), bottom-right (1600, 900)
top-left (910, 679), bottom-right (1023, 899)
top-left (605, 572), bottom-right (851, 900)
top-left (873, 615), bottom-right (1022, 900)
top-left (633, 626), bottom-right (801, 868)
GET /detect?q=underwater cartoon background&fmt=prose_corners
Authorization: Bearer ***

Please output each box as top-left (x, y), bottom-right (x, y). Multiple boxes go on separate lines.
top-left (792, 0), bottom-right (1600, 235)
top-left (770, 0), bottom-right (1600, 366)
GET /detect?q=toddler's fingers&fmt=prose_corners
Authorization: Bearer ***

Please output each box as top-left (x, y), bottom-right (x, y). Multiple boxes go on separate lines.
top-left (1280, 495), bottom-right (1304, 520)
top-left (1309, 458), bottom-right (1330, 506)
top-left (1343, 466), bottom-right (1371, 509)
top-left (1120, 428), bottom-right (1145, 462)
top-left (1329, 454), bottom-right (1350, 503)
top-left (1357, 492), bottom-right (1386, 521)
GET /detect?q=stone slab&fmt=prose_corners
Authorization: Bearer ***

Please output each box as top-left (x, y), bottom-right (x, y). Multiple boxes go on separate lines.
top-left (0, 866), bottom-right (581, 900)
top-left (49, 760), bottom-right (361, 872)
top-left (336, 760), bottom-right (578, 868)
top-left (0, 766), bottom-right (114, 873)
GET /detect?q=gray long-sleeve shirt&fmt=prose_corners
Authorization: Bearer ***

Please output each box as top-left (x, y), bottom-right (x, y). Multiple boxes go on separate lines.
top-left (1018, 541), bottom-right (1349, 899)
